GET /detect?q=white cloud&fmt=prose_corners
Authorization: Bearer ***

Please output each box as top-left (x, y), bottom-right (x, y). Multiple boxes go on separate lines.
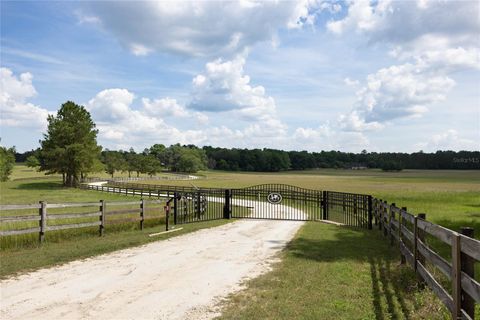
top-left (82, 1), bottom-right (329, 57)
top-left (86, 88), bottom-right (135, 121)
top-left (416, 129), bottom-right (478, 151)
top-left (332, 0), bottom-right (479, 132)
top-left (327, 0), bottom-right (388, 34)
top-left (339, 61), bottom-right (456, 131)
top-left (328, 0), bottom-right (479, 44)
top-left (142, 98), bottom-right (189, 118)
top-left (85, 88), bottom-right (208, 148)
top-left (0, 67), bottom-right (51, 129)
top-left (189, 55), bottom-right (277, 121)
top-left (293, 124), bottom-right (370, 151)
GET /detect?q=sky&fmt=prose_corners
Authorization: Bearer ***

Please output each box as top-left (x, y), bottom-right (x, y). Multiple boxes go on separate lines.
top-left (1, 0), bottom-right (479, 153)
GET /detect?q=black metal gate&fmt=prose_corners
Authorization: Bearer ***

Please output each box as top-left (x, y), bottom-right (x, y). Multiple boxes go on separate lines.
top-left (229, 184), bottom-right (324, 221)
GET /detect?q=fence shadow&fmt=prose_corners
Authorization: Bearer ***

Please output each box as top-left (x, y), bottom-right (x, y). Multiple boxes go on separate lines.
top-left (286, 225), bottom-right (418, 319)
top-left (15, 181), bottom-right (65, 191)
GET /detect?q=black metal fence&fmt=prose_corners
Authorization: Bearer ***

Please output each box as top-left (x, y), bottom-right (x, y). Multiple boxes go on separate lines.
top-left (80, 182), bottom-right (373, 228)
top-left (325, 191), bottom-right (372, 229)
top-left (173, 190), bottom-right (225, 224)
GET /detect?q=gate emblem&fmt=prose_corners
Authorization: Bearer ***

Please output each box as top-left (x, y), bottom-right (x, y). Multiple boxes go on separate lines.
top-left (267, 192), bottom-right (282, 204)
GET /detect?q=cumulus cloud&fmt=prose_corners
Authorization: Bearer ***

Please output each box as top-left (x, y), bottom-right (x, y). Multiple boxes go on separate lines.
top-left (327, 0), bottom-right (479, 44)
top-left (189, 56), bottom-right (278, 121)
top-left (142, 97), bottom-right (189, 118)
top-left (416, 129), bottom-right (478, 151)
top-left (339, 62), bottom-right (456, 131)
top-left (0, 67), bottom-right (51, 129)
top-left (85, 88), bottom-right (208, 148)
top-left (81, 1), bottom-right (331, 57)
top-left (333, 0), bottom-right (480, 132)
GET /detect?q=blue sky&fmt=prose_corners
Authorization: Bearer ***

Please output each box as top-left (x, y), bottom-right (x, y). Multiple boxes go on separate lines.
top-left (1, 0), bottom-right (479, 152)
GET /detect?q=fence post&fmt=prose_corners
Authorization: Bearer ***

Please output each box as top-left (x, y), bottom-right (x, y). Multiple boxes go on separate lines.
top-left (38, 201), bottom-right (46, 243)
top-left (99, 200), bottom-right (105, 236)
top-left (417, 213), bottom-right (426, 267)
top-left (224, 189), bottom-right (231, 219)
top-left (460, 227), bottom-right (475, 319)
top-left (378, 199), bottom-right (383, 231)
top-left (322, 191), bottom-right (328, 220)
top-left (383, 201), bottom-right (388, 237)
top-left (367, 195), bottom-right (373, 229)
top-left (400, 207), bottom-right (406, 265)
top-left (452, 233), bottom-right (462, 320)
top-left (165, 203), bottom-right (170, 231)
top-left (140, 199), bottom-right (145, 230)
top-left (173, 192), bottom-right (178, 225)
top-left (389, 203), bottom-right (395, 245)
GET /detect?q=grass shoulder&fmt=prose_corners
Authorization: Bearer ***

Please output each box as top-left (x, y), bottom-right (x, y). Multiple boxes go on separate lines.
top-left (217, 222), bottom-right (448, 319)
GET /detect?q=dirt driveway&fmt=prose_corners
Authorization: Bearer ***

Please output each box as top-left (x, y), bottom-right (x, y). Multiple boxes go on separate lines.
top-left (1, 217), bottom-right (304, 319)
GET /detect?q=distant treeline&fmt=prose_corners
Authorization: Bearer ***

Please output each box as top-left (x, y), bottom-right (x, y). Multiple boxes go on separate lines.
top-left (16, 147), bottom-right (480, 172)
top-left (204, 148), bottom-right (480, 171)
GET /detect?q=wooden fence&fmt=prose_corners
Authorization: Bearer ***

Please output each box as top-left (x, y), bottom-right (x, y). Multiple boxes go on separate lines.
top-left (373, 198), bottom-right (479, 320)
top-left (0, 199), bottom-right (166, 243)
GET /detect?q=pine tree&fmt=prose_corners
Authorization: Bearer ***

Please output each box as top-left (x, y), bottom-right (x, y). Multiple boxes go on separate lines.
top-left (39, 101), bottom-right (102, 186)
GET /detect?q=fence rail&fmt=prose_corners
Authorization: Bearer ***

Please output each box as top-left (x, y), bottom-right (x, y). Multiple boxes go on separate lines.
top-left (373, 198), bottom-right (479, 320)
top-left (0, 199), bottom-right (166, 242)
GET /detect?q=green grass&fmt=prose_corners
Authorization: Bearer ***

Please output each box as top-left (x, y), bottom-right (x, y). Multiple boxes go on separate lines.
top-left (218, 222), bottom-right (449, 320)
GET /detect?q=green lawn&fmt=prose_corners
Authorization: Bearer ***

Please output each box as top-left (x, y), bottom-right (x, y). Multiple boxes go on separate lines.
top-left (218, 222), bottom-right (449, 320)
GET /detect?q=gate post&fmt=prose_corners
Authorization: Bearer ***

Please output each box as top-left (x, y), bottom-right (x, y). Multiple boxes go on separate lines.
top-left (224, 189), bottom-right (231, 219)
top-left (173, 192), bottom-right (178, 225)
top-left (322, 191), bottom-right (328, 220)
top-left (367, 195), bottom-right (373, 230)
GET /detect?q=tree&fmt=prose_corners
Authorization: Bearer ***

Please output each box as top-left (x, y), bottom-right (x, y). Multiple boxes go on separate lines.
top-left (102, 151), bottom-right (126, 178)
top-left (380, 160), bottom-right (404, 172)
top-left (0, 144), bottom-right (15, 182)
top-left (25, 155), bottom-right (40, 168)
top-left (140, 155), bottom-right (162, 176)
top-left (39, 101), bottom-right (102, 187)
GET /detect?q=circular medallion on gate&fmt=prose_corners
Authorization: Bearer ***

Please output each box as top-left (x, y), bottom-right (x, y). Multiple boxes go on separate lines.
top-left (267, 192), bottom-right (282, 204)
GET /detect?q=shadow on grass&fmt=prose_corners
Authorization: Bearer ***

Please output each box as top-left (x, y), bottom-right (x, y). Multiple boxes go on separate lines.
top-left (15, 181), bottom-right (66, 190)
top-left (286, 226), bottom-right (419, 320)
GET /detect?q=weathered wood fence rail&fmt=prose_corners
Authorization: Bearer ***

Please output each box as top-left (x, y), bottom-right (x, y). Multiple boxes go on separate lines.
top-left (373, 198), bottom-right (479, 320)
top-left (0, 199), bottom-right (165, 242)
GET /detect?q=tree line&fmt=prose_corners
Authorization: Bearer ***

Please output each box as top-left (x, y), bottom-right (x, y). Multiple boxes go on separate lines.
top-left (204, 148), bottom-right (480, 171)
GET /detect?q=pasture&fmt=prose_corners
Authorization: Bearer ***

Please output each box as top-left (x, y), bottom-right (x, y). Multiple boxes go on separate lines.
top-left (1, 165), bottom-right (479, 318)
top-left (139, 168), bottom-right (480, 237)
